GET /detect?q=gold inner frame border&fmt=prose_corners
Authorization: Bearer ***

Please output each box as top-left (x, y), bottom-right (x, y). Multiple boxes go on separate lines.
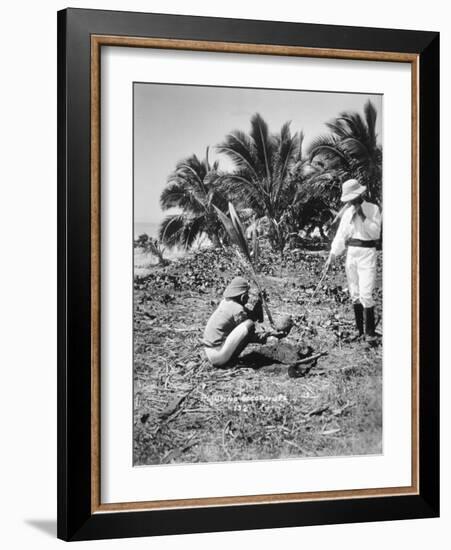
top-left (90, 35), bottom-right (419, 514)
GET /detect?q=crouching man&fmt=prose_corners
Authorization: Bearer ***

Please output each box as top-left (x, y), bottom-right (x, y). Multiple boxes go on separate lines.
top-left (203, 277), bottom-right (269, 367)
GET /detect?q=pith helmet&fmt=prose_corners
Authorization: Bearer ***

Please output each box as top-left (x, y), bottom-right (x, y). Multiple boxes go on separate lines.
top-left (341, 178), bottom-right (367, 202)
top-left (223, 277), bottom-right (250, 298)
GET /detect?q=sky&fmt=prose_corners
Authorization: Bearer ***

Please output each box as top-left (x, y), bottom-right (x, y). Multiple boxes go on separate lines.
top-left (134, 83), bottom-right (382, 224)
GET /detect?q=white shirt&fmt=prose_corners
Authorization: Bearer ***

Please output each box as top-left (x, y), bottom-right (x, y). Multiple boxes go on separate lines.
top-left (331, 201), bottom-right (382, 256)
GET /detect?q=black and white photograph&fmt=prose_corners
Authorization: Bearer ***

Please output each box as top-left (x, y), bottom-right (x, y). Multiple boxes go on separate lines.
top-left (133, 82), bottom-right (383, 466)
top-left (1, 0), bottom-right (445, 544)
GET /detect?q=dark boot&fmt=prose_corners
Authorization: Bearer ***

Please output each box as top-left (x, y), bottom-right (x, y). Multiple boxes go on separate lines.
top-left (364, 306), bottom-right (376, 343)
top-left (353, 303), bottom-right (364, 336)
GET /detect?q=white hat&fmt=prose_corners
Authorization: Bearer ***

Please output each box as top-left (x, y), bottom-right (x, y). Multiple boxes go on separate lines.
top-left (340, 179), bottom-right (367, 202)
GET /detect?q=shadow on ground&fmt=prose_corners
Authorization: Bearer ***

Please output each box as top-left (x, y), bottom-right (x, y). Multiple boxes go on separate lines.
top-left (25, 519), bottom-right (57, 538)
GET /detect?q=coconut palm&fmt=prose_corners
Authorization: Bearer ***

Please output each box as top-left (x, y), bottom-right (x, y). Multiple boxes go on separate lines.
top-left (216, 113), bottom-right (301, 256)
top-left (282, 162), bottom-right (343, 242)
top-left (159, 150), bottom-right (228, 249)
top-left (308, 100), bottom-right (382, 202)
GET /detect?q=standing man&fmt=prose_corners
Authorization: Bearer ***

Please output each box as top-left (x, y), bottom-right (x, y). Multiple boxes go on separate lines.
top-left (327, 179), bottom-right (382, 342)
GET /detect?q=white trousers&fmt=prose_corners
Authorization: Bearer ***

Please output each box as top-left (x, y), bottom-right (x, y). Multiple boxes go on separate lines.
top-left (345, 246), bottom-right (377, 308)
top-left (204, 320), bottom-right (253, 367)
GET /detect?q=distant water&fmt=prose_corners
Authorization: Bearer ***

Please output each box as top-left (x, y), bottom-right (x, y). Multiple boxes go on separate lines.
top-left (134, 221), bottom-right (160, 240)
top-left (134, 221), bottom-right (187, 261)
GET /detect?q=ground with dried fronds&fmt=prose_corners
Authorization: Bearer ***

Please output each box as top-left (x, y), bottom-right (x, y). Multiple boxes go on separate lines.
top-left (133, 246), bottom-right (382, 465)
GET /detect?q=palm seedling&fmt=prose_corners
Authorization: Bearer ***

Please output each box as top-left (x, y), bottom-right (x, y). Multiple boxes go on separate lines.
top-left (214, 202), bottom-right (275, 327)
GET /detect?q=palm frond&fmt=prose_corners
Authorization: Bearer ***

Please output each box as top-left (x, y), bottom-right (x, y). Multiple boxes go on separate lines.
top-left (364, 100), bottom-right (378, 149)
top-left (175, 154), bottom-right (207, 181)
top-left (159, 214), bottom-right (186, 246)
top-left (340, 137), bottom-right (370, 162)
top-left (217, 131), bottom-right (261, 178)
top-left (212, 204), bottom-right (249, 262)
top-left (214, 202), bottom-right (275, 326)
top-left (307, 134), bottom-right (340, 155)
top-left (228, 202), bottom-right (253, 265)
top-left (181, 216), bottom-right (205, 250)
top-left (337, 113), bottom-right (368, 145)
top-left (325, 118), bottom-right (351, 139)
top-left (276, 125), bottom-right (298, 178)
top-left (159, 213), bottom-right (206, 249)
top-left (176, 161), bottom-right (206, 191)
top-left (160, 179), bottom-right (206, 213)
top-left (218, 172), bottom-right (266, 213)
top-left (308, 136), bottom-right (349, 166)
top-left (252, 220), bottom-right (260, 262)
top-left (298, 130), bottom-right (305, 162)
top-left (250, 113), bottom-right (274, 181)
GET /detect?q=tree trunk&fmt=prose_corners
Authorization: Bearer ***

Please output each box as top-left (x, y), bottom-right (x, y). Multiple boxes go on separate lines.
top-left (210, 232), bottom-right (221, 249)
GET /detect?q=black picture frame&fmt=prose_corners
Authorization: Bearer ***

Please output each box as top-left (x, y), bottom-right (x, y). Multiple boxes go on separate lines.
top-left (57, 7), bottom-right (439, 542)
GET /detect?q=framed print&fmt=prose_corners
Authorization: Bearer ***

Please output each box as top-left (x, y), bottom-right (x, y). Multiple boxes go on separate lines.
top-left (57, 8), bottom-right (439, 541)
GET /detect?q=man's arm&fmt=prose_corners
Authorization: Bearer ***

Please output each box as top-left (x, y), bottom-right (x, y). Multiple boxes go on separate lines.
top-left (246, 296), bottom-right (264, 323)
top-left (233, 307), bottom-right (249, 325)
top-left (362, 204), bottom-right (382, 239)
top-left (330, 207), bottom-right (352, 257)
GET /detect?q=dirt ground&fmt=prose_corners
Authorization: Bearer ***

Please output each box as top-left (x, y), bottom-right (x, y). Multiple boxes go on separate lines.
top-left (133, 246), bottom-right (382, 465)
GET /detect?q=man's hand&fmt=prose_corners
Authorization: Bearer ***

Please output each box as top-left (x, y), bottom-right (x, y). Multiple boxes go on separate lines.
top-left (326, 253), bottom-right (336, 269)
top-left (258, 288), bottom-right (268, 302)
top-left (264, 330), bottom-right (286, 342)
top-left (271, 330), bottom-right (288, 339)
top-left (249, 295), bottom-right (264, 323)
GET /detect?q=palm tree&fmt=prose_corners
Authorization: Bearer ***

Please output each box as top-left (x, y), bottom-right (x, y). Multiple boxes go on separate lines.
top-left (283, 160), bottom-right (344, 242)
top-left (216, 113), bottom-right (301, 256)
top-left (307, 100), bottom-right (382, 202)
top-left (159, 149), bottom-right (228, 249)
